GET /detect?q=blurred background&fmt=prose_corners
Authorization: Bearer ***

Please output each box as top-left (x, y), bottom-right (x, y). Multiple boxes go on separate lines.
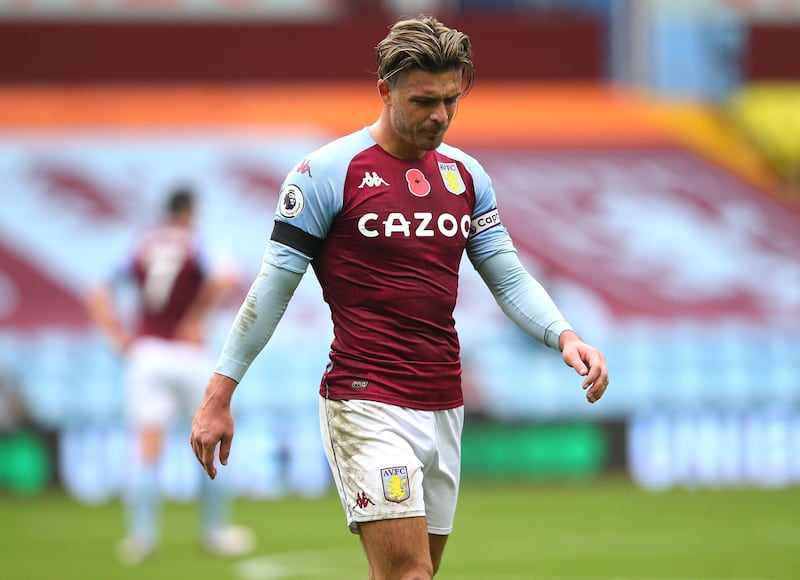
top-left (1, 0), bottom-right (799, 558)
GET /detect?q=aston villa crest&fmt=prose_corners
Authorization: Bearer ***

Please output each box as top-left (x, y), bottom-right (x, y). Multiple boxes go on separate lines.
top-left (438, 161), bottom-right (465, 195)
top-left (381, 466), bottom-right (410, 503)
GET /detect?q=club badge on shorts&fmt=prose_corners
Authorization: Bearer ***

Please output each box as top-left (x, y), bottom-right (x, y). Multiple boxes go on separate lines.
top-left (381, 466), bottom-right (410, 503)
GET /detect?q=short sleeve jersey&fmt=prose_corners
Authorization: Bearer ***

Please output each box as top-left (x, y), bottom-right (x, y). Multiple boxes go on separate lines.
top-left (269, 128), bottom-right (514, 411)
top-left (117, 223), bottom-right (208, 340)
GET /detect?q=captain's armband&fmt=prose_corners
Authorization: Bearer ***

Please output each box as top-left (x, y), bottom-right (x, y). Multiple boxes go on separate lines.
top-left (468, 209), bottom-right (501, 238)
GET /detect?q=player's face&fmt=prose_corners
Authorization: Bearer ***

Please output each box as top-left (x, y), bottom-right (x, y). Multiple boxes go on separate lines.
top-left (384, 68), bottom-right (462, 158)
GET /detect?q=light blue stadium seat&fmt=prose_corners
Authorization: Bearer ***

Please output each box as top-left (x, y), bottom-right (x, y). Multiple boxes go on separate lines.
top-left (0, 332), bottom-right (23, 370)
top-left (16, 331), bottom-right (84, 427)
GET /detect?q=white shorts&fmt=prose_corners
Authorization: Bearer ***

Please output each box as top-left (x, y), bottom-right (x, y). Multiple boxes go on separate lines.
top-left (124, 337), bottom-right (214, 429)
top-left (319, 397), bottom-right (464, 536)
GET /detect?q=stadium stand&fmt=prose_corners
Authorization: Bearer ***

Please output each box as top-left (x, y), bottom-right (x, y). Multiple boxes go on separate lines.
top-left (1, 1), bottom-right (799, 495)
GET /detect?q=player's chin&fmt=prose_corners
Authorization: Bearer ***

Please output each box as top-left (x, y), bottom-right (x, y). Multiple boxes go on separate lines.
top-left (420, 135), bottom-right (444, 150)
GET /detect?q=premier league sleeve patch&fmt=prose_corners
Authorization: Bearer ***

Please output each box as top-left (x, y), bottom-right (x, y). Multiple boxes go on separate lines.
top-left (278, 184), bottom-right (305, 219)
top-left (381, 466), bottom-right (410, 503)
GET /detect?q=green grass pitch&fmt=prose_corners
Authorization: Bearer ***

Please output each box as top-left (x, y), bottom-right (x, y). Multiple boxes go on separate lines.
top-left (2, 476), bottom-right (798, 579)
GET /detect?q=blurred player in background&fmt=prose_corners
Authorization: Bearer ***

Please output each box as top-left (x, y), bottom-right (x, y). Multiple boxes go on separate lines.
top-left (86, 186), bottom-right (254, 565)
top-left (0, 366), bottom-right (29, 432)
top-left (191, 14), bottom-right (608, 579)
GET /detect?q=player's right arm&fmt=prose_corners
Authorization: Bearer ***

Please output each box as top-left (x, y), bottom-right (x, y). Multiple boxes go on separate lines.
top-left (191, 372), bottom-right (237, 479)
top-left (215, 258), bottom-right (306, 382)
top-left (191, 144), bottom-right (344, 478)
top-left (190, 253), bottom-right (307, 479)
top-left (213, 144), bottom-right (342, 383)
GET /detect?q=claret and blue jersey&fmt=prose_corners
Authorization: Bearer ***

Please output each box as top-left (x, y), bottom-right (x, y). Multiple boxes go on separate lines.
top-left (115, 223), bottom-right (208, 341)
top-left (269, 127), bottom-right (515, 411)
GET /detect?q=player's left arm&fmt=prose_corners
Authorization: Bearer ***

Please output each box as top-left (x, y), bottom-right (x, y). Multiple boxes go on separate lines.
top-left (475, 250), bottom-right (609, 404)
top-left (462, 154), bottom-right (608, 403)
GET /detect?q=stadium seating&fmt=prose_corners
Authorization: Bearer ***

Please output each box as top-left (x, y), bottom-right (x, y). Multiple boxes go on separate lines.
top-left (2, 325), bottom-right (796, 427)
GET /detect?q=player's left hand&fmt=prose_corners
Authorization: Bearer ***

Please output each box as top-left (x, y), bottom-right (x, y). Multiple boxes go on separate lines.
top-left (558, 330), bottom-right (609, 404)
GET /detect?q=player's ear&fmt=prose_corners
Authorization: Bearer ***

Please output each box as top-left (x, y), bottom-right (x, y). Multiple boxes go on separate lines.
top-left (377, 79), bottom-right (392, 105)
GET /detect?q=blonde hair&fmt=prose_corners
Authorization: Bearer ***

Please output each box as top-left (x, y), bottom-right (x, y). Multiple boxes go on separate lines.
top-left (376, 15), bottom-right (474, 96)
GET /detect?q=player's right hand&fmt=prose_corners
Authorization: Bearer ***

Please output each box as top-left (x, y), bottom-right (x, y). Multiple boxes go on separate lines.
top-left (190, 374), bottom-right (238, 479)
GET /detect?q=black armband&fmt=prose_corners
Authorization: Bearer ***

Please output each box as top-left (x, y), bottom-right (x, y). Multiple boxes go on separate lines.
top-left (270, 220), bottom-right (323, 258)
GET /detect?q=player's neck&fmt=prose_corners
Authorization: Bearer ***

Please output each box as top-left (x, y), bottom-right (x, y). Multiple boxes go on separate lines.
top-left (368, 119), bottom-right (426, 161)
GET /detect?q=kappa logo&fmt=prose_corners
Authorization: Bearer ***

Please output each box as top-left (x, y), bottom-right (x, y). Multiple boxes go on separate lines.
top-left (296, 158), bottom-right (312, 177)
top-left (358, 171), bottom-right (390, 188)
top-left (353, 492), bottom-right (375, 509)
